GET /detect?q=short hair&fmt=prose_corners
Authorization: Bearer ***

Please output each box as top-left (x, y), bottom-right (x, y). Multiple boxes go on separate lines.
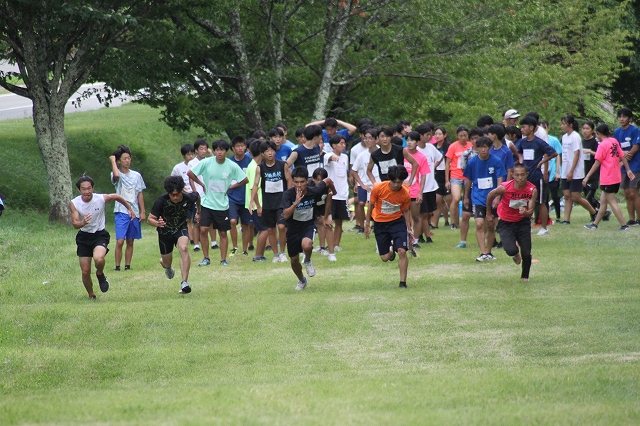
top-left (519, 116), bottom-right (538, 127)
top-left (312, 167), bottom-right (328, 180)
top-left (260, 140), bottom-right (277, 153)
top-left (359, 124), bottom-right (372, 134)
top-left (231, 136), bottom-right (246, 147)
top-left (387, 165), bottom-right (408, 182)
top-left (113, 145), bottom-right (132, 161)
top-left (181, 144), bottom-right (195, 156)
top-left (249, 139), bottom-right (262, 157)
top-left (525, 111), bottom-right (540, 122)
top-left (415, 123), bottom-right (433, 135)
top-left (618, 108), bottom-right (633, 119)
top-left (268, 127), bottom-right (285, 138)
top-left (252, 130), bottom-right (267, 139)
top-left (390, 136), bottom-right (403, 146)
top-left (407, 131), bottom-right (420, 142)
top-left (595, 123), bottom-right (610, 136)
top-left (75, 174), bottom-right (94, 189)
top-left (164, 175), bottom-right (185, 193)
top-left (324, 117), bottom-right (338, 128)
top-left (365, 127), bottom-right (379, 138)
top-left (468, 127), bottom-right (484, 139)
top-left (475, 136), bottom-right (492, 148)
top-left (275, 122), bottom-right (287, 132)
top-left (329, 134), bottom-right (345, 146)
top-left (194, 138), bottom-right (209, 150)
top-left (513, 162), bottom-right (527, 171)
top-left (291, 166), bottom-right (308, 179)
top-left (211, 139), bottom-right (230, 151)
top-left (295, 127), bottom-right (305, 138)
top-left (378, 125), bottom-right (394, 138)
top-left (487, 124), bottom-right (506, 140)
top-left (476, 115), bottom-right (494, 128)
top-left (357, 117), bottom-right (373, 128)
top-left (456, 125), bottom-right (469, 135)
top-left (304, 125), bottom-right (322, 141)
top-left (505, 125), bottom-right (521, 139)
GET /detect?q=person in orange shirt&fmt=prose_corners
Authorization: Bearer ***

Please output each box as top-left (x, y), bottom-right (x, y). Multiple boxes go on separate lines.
top-left (364, 165), bottom-right (413, 288)
top-left (445, 126), bottom-right (472, 230)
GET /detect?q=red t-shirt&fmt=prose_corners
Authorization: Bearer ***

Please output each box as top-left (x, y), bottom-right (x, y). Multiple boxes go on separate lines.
top-left (497, 179), bottom-right (536, 222)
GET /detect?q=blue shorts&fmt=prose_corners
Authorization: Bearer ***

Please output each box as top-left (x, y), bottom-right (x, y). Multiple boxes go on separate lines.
top-left (357, 186), bottom-right (368, 203)
top-left (114, 212), bottom-right (142, 240)
top-left (229, 201), bottom-right (252, 225)
top-left (252, 210), bottom-right (267, 232)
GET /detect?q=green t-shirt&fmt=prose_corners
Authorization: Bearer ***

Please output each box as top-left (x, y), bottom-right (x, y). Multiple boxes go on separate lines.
top-left (245, 159), bottom-right (262, 209)
top-left (190, 157), bottom-right (246, 211)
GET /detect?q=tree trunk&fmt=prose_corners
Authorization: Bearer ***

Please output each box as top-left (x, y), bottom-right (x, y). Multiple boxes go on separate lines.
top-left (32, 94), bottom-right (73, 224)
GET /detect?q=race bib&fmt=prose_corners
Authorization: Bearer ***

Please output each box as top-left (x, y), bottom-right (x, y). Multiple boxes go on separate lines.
top-left (209, 181), bottom-right (225, 193)
top-left (621, 141), bottom-right (631, 148)
top-left (477, 177), bottom-right (493, 190)
top-left (379, 159), bottom-right (397, 175)
top-left (265, 180), bottom-right (283, 193)
top-left (523, 149), bottom-right (535, 161)
top-left (293, 207), bottom-right (314, 222)
top-left (381, 200), bottom-right (401, 214)
top-left (582, 152), bottom-right (591, 161)
top-left (336, 164), bottom-right (347, 178)
top-left (509, 199), bottom-right (527, 209)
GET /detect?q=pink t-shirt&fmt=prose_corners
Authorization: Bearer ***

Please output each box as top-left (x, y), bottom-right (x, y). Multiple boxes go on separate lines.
top-left (404, 150), bottom-right (431, 199)
top-left (595, 137), bottom-right (624, 185)
top-left (446, 141), bottom-right (472, 180)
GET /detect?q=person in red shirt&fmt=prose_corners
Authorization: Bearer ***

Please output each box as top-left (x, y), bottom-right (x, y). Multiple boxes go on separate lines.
top-left (365, 165), bottom-right (413, 288)
top-left (486, 163), bottom-right (537, 282)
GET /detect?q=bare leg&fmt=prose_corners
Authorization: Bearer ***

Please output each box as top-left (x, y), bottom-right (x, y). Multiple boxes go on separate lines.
top-left (460, 211), bottom-right (471, 242)
top-left (539, 203), bottom-right (550, 231)
top-left (241, 224), bottom-right (251, 251)
top-left (449, 185), bottom-right (461, 226)
top-left (229, 219), bottom-right (239, 249)
top-left (256, 229), bottom-right (268, 257)
top-left (356, 200), bottom-right (366, 228)
top-left (124, 239), bottom-right (134, 266)
top-left (397, 248), bottom-right (408, 282)
top-left (79, 257), bottom-right (94, 296)
top-left (200, 226), bottom-right (210, 259)
top-left (277, 224), bottom-right (287, 254)
top-left (571, 191), bottom-right (596, 216)
top-left (290, 254), bottom-right (304, 281)
top-left (334, 219), bottom-right (343, 248)
top-left (177, 237), bottom-right (190, 281)
top-left (410, 202), bottom-right (421, 244)
top-left (115, 239), bottom-right (125, 267)
top-left (218, 230), bottom-right (228, 261)
top-left (563, 189), bottom-right (573, 222)
top-left (474, 217), bottom-right (486, 254)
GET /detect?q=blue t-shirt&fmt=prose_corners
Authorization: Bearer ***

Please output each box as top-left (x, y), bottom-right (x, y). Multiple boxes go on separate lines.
top-left (546, 135), bottom-right (562, 179)
top-left (322, 129), bottom-right (352, 153)
top-left (517, 136), bottom-right (556, 182)
top-left (488, 144), bottom-right (514, 180)
top-left (228, 155), bottom-right (252, 205)
top-left (274, 144), bottom-right (292, 163)
top-left (464, 154), bottom-right (506, 206)
top-left (614, 124), bottom-right (640, 172)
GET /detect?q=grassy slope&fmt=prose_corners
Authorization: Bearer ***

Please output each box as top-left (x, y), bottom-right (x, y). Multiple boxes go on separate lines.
top-left (0, 105), bottom-right (639, 424)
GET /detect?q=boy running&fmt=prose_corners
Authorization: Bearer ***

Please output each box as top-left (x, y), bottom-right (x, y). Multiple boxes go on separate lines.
top-left (148, 176), bottom-right (200, 294)
top-left (171, 144), bottom-right (196, 245)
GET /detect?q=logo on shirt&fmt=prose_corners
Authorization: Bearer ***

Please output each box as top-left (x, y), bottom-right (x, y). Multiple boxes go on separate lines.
top-left (488, 167), bottom-right (494, 174)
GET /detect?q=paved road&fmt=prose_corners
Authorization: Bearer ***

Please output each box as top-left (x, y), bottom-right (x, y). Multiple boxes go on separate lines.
top-left (0, 83), bottom-right (129, 121)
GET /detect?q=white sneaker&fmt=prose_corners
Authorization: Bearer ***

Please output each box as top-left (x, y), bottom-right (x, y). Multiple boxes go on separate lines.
top-left (272, 255), bottom-right (280, 263)
top-left (301, 253), bottom-right (306, 263)
top-left (304, 261), bottom-right (316, 277)
top-left (328, 253), bottom-right (337, 262)
top-left (536, 228), bottom-right (549, 236)
top-left (295, 277), bottom-right (308, 291)
top-left (313, 246), bottom-right (322, 253)
top-left (211, 242), bottom-right (219, 249)
top-left (476, 254), bottom-right (490, 262)
top-left (320, 248), bottom-right (329, 256)
top-left (334, 246), bottom-right (342, 252)
top-left (279, 252), bottom-right (288, 263)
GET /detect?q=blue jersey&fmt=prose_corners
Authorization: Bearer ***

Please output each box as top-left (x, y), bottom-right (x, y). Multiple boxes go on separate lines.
top-left (464, 154), bottom-right (506, 206)
top-left (488, 144), bottom-right (514, 180)
top-left (614, 124), bottom-right (640, 172)
top-left (274, 144), bottom-right (292, 163)
top-left (228, 155), bottom-right (252, 205)
top-left (517, 136), bottom-right (556, 182)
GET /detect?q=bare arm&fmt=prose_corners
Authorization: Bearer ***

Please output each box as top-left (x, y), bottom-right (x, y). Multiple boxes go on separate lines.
top-left (69, 202), bottom-right (87, 229)
top-left (366, 160), bottom-right (377, 185)
top-left (285, 151), bottom-right (298, 168)
top-left (137, 191), bottom-right (146, 222)
top-left (485, 185), bottom-right (506, 222)
top-left (104, 194), bottom-right (135, 219)
top-left (109, 155), bottom-right (120, 183)
top-left (337, 119), bottom-right (357, 136)
top-left (402, 149), bottom-right (419, 185)
top-left (463, 179), bottom-right (472, 209)
top-left (187, 170), bottom-right (205, 193)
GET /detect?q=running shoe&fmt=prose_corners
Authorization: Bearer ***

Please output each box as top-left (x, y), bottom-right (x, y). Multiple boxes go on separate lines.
top-left (162, 261), bottom-right (175, 279)
top-left (412, 243), bottom-right (421, 249)
top-left (388, 247), bottom-right (396, 261)
top-left (96, 273), bottom-right (109, 293)
top-left (584, 223), bottom-right (598, 230)
top-left (252, 256), bottom-right (267, 262)
top-left (536, 228), bottom-right (549, 236)
top-left (248, 244), bottom-right (255, 251)
top-left (198, 258), bottom-right (211, 267)
top-left (313, 246), bottom-right (322, 253)
top-left (334, 246), bottom-right (342, 252)
top-left (179, 281), bottom-right (191, 294)
top-left (114, 266), bottom-right (121, 271)
top-left (272, 255), bottom-right (280, 264)
top-left (627, 220), bottom-right (639, 227)
top-left (426, 237), bottom-right (433, 243)
top-left (418, 235), bottom-right (426, 243)
top-left (242, 251), bottom-right (249, 256)
top-left (603, 210), bottom-right (611, 221)
top-left (476, 254), bottom-right (490, 262)
top-left (486, 253), bottom-right (497, 260)
top-left (279, 252), bottom-right (288, 263)
top-left (319, 248), bottom-right (329, 256)
top-left (193, 244), bottom-right (201, 252)
top-left (265, 245), bottom-right (272, 251)
top-left (220, 260), bottom-right (229, 266)
top-left (305, 260), bottom-right (316, 276)
top-left (410, 249), bottom-right (417, 258)
top-left (620, 225), bottom-right (630, 231)
top-left (328, 254), bottom-right (337, 262)
top-left (450, 224), bottom-right (458, 230)
top-left (231, 248), bottom-right (238, 255)
top-left (558, 220), bottom-right (570, 225)
top-left (455, 242), bottom-right (466, 249)
top-left (295, 277), bottom-right (308, 291)
top-left (399, 282), bottom-right (407, 288)
top-left (357, 228), bottom-right (365, 234)
top-left (211, 242), bottom-right (219, 249)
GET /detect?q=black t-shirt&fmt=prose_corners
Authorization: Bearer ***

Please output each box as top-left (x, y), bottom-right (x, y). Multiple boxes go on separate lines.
top-left (370, 144), bottom-right (405, 181)
top-left (259, 160), bottom-right (288, 210)
top-left (280, 181), bottom-right (327, 234)
top-left (150, 191), bottom-right (199, 235)
top-left (293, 145), bottom-right (324, 177)
top-left (583, 137), bottom-right (599, 181)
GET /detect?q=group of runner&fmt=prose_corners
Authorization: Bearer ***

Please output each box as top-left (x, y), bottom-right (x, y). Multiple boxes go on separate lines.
top-left (69, 109), bottom-right (639, 296)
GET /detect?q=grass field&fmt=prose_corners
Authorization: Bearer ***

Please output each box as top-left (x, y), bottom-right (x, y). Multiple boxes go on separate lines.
top-left (1, 105), bottom-right (640, 424)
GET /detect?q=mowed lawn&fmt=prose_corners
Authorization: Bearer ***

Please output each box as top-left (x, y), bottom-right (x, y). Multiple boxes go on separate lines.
top-left (1, 104), bottom-right (639, 424)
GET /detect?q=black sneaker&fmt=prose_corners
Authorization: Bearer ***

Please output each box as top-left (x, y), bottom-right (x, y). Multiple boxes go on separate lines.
top-left (603, 210), bottom-right (611, 221)
top-left (179, 281), bottom-right (191, 294)
top-left (399, 281), bottom-right (407, 288)
top-left (410, 249), bottom-right (417, 258)
top-left (426, 236), bottom-right (433, 243)
top-left (627, 219), bottom-right (639, 227)
top-left (96, 273), bottom-right (109, 293)
top-left (357, 228), bottom-right (365, 234)
top-left (114, 266), bottom-right (120, 271)
top-left (231, 248), bottom-right (238, 255)
top-left (496, 241), bottom-right (502, 249)
top-left (265, 245), bottom-right (272, 251)
top-left (124, 265), bottom-right (130, 271)
top-left (418, 235), bottom-right (426, 243)
top-left (248, 244), bottom-right (255, 251)
top-left (620, 225), bottom-right (630, 231)
top-left (242, 251), bottom-right (249, 256)
top-left (413, 243), bottom-right (421, 249)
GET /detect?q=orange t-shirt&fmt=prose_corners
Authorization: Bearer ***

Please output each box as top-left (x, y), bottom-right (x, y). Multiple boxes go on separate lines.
top-left (370, 181), bottom-right (411, 222)
top-left (446, 141), bottom-right (472, 180)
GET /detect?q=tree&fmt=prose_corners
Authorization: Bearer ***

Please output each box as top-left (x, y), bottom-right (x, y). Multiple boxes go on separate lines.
top-left (0, 0), bottom-right (159, 222)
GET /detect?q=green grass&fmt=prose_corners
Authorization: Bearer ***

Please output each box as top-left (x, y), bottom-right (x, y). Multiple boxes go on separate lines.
top-left (1, 105), bottom-right (639, 423)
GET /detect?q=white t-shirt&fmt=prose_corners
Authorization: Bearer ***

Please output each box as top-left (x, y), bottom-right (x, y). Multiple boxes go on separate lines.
top-left (171, 162), bottom-right (192, 192)
top-left (417, 144), bottom-right (441, 193)
top-left (353, 150), bottom-right (379, 188)
top-left (535, 126), bottom-right (548, 142)
top-left (350, 142), bottom-right (367, 167)
top-left (323, 152), bottom-right (349, 200)
top-left (561, 131), bottom-right (585, 179)
top-left (111, 170), bottom-right (145, 217)
top-left (71, 194), bottom-right (106, 233)
top-left (188, 157), bottom-right (205, 196)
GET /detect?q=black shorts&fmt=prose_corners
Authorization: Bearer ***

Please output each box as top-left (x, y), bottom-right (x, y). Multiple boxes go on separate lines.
top-left (331, 199), bottom-right (350, 221)
top-left (561, 178), bottom-right (583, 193)
top-left (420, 191), bottom-right (437, 213)
top-left (531, 178), bottom-right (549, 204)
top-left (186, 203), bottom-right (196, 221)
top-left (435, 170), bottom-right (449, 195)
top-left (601, 183), bottom-right (620, 194)
top-left (76, 229), bottom-right (110, 257)
top-left (261, 208), bottom-right (286, 228)
top-left (373, 217), bottom-right (409, 256)
top-left (158, 228), bottom-right (189, 255)
top-left (472, 204), bottom-right (497, 219)
top-left (229, 201), bottom-right (252, 225)
top-left (200, 207), bottom-right (231, 231)
top-left (287, 226), bottom-right (315, 258)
